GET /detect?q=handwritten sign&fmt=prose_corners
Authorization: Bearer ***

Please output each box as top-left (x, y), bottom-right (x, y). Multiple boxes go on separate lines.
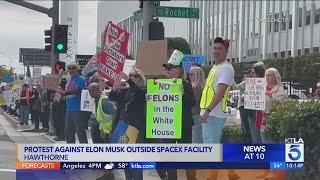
top-left (182, 55), bottom-right (206, 73)
top-left (97, 21), bottom-right (130, 84)
top-left (80, 90), bottom-right (95, 112)
top-left (146, 79), bottom-right (182, 139)
top-left (244, 78), bottom-right (266, 110)
top-left (42, 75), bottom-right (61, 90)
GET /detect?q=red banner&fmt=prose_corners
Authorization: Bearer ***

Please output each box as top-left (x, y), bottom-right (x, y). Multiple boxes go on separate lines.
top-left (97, 21), bottom-right (130, 84)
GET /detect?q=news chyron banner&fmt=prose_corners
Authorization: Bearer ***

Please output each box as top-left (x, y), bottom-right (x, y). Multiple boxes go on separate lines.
top-left (97, 21), bottom-right (130, 84)
top-left (16, 138), bottom-right (304, 174)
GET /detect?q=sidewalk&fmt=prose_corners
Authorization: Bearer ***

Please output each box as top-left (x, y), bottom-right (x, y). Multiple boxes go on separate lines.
top-left (1, 110), bottom-right (278, 180)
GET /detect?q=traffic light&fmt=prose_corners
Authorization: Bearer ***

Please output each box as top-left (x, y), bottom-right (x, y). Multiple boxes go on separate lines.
top-left (149, 19), bottom-right (164, 40)
top-left (44, 27), bottom-right (52, 51)
top-left (54, 25), bottom-right (68, 53)
top-left (54, 61), bottom-right (66, 74)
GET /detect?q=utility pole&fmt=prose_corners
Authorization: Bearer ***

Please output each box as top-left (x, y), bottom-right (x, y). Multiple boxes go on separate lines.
top-left (3, 0), bottom-right (59, 72)
top-left (142, 0), bottom-right (156, 41)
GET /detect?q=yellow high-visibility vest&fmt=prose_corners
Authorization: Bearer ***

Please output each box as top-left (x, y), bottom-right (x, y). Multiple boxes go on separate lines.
top-left (96, 95), bottom-right (113, 134)
top-left (200, 62), bottom-right (231, 112)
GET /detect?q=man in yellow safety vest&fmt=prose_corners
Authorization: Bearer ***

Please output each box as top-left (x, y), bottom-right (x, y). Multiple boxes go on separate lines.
top-left (88, 82), bottom-right (116, 180)
top-left (200, 37), bottom-right (239, 180)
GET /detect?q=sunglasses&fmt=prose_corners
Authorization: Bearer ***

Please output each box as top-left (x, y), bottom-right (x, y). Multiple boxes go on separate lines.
top-left (68, 67), bottom-right (77, 70)
top-left (129, 74), bottom-right (140, 78)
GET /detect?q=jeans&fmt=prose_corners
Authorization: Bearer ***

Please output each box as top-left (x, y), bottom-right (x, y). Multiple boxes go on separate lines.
top-left (65, 111), bottom-right (89, 143)
top-left (247, 110), bottom-right (262, 143)
top-left (19, 105), bottom-right (30, 124)
top-left (239, 106), bottom-right (252, 144)
top-left (202, 116), bottom-right (226, 143)
top-left (192, 115), bottom-right (203, 143)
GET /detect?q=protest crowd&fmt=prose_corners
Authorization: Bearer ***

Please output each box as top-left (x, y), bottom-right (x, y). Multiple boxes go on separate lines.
top-left (1, 22), bottom-right (320, 180)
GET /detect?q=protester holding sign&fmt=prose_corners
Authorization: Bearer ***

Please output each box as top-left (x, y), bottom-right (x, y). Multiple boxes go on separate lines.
top-left (88, 82), bottom-right (117, 180)
top-left (199, 37), bottom-right (239, 180)
top-left (154, 49), bottom-right (196, 180)
top-left (249, 62), bottom-right (266, 144)
top-left (52, 79), bottom-right (67, 141)
top-left (56, 63), bottom-right (87, 143)
top-left (109, 69), bottom-right (146, 180)
top-left (232, 70), bottom-right (254, 144)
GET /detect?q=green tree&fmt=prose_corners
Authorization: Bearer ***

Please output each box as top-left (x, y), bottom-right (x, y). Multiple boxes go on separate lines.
top-left (0, 66), bottom-right (13, 81)
top-left (166, 37), bottom-right (191, 54)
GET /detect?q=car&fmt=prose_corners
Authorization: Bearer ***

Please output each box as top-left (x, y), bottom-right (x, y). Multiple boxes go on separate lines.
top-left (282, 82), bottom-right (308, 100)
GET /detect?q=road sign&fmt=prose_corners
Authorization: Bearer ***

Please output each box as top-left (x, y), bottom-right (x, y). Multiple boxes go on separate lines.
top-left (133, 6), bottom-right (199, 22)
top-left (156, 6), bottom-right (199, 19)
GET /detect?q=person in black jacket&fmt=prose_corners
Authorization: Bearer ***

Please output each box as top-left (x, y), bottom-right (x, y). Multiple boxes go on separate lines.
top-left (156, 50), bottom-right (197, 180)
top-left (108, 69), bottom-right (146, 180)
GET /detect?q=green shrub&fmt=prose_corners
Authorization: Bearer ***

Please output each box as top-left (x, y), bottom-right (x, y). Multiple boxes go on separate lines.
top-left (222, 125), bottom-right (243, 143)
top-left (265, 99), bottom-right (320, 179)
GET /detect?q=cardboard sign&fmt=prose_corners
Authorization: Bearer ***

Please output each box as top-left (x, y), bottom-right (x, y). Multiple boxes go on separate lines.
top-left (42, 75), bottom-right (61, 90)
top-left (97, 21), bottom-right (130, 84)
top-left (146, 79), bottom-right (182, 139)
top-left (135, 40), bottom-right (168, 76)
top-left (244, 78), bottom-right (266, 110)
top-left (182, 55), bottom-right (206, 73)
top-left (111, 120), bottom-right (139, 144)
top-left (80, 90), bottom-right (95, 112)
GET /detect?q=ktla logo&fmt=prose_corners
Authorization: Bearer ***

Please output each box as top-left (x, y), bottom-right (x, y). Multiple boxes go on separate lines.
top-left (285, 138), bottom-right (304, 162)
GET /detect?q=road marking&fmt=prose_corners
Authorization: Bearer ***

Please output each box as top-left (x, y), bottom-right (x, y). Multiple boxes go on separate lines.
top-left (0, 168), bottom-right (16, 172)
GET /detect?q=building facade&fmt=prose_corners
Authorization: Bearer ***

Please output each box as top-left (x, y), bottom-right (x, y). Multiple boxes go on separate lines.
top-left (189, 0), bottom-right (320, 65)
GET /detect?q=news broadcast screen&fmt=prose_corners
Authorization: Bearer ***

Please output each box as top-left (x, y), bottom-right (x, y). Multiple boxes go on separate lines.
top-left (1, 0), bottom-right (319, 180)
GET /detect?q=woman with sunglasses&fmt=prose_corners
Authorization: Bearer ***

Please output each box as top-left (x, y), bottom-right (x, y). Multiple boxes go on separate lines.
top-left (189, 66), bottom-right (205, 144)
top-left (109, 68), bottom-right (146, 180)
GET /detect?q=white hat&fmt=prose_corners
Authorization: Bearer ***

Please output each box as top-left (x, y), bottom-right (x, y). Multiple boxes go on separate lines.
top-left (163, 50), bottom-right (184, 69)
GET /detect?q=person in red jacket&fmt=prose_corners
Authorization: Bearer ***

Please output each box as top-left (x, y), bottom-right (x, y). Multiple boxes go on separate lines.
top-left (19, 83), bottom-right (31, 125)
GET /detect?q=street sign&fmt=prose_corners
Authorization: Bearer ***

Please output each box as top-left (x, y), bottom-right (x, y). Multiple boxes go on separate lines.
top-left (156, 6), bottom-right (199, 19)
top-left (133, 6), bottom-right (199, 22)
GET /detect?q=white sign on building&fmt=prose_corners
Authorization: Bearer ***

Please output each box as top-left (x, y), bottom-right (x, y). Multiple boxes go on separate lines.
top-left (60, 1), bottom-right (79, 64)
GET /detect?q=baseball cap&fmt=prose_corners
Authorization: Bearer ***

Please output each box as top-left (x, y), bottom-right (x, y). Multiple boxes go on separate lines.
top-left (163, 49), bottom-right (185, 69)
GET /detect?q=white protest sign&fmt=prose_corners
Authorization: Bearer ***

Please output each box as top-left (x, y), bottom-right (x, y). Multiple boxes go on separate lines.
top-left (123, 59), bottom-right (136, 75)
top-left (81, 90), bottom-right (95, 112)
top-left (244, 78), bottom-right (266, 110)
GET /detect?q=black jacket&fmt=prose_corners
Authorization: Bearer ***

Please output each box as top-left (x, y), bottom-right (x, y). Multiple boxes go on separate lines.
top-left (180, 79), bottom-right (196, 142)
top-left (109, 79), bottom-right (146, 139)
